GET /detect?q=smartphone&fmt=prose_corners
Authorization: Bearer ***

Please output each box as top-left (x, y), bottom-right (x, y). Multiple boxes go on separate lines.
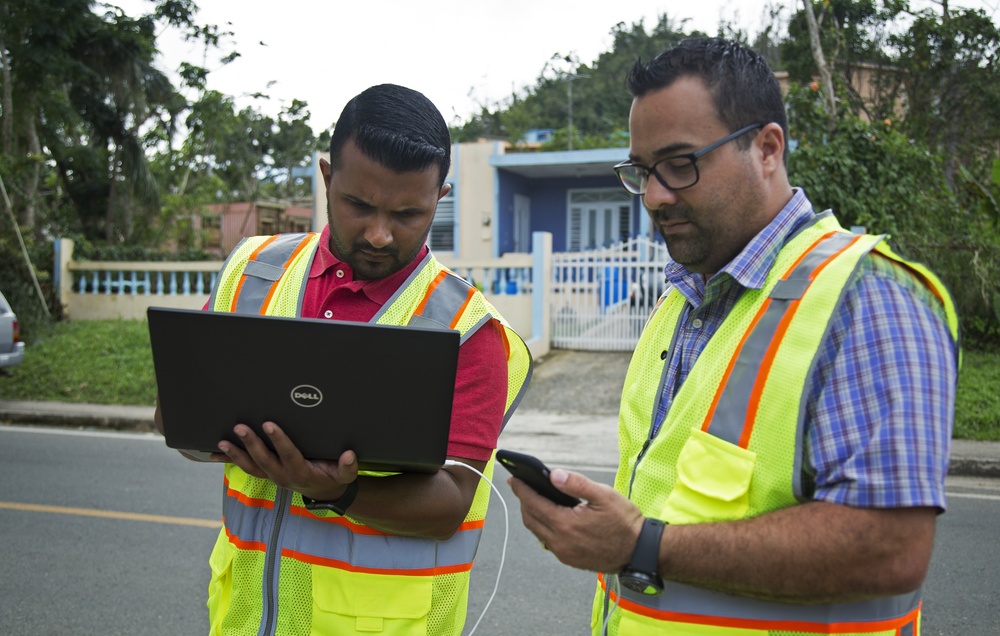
top-left (496, 449), bottom-right (582, 507)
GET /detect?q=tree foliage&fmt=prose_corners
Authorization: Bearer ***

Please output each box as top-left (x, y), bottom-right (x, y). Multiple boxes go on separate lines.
top-left (782, 2), bottom-right (1000, 346)
top-left (891, 6), bottom-right (1000, 189)
top-left (0, 0), bottom-right (319, 250)
top-left (451, 15), bottom-right (706, 148)
top-left (0, 0), bottom-right (321, 337)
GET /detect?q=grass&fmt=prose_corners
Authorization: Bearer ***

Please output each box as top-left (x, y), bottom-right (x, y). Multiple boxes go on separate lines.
top-left (0, 319), bottom-right (156, 406)
top-left (954, 350), bottom-right (1000, 441)
top-left (0, 320), bottom-right (997, 441)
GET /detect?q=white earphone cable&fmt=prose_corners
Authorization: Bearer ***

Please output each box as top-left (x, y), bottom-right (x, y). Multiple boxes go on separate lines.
top-left (444, 459), bottom-right (510, 636)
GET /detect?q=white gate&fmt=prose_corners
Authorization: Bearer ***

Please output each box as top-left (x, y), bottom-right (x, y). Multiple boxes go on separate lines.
top-left (551, 237), bottom-right (670, 351)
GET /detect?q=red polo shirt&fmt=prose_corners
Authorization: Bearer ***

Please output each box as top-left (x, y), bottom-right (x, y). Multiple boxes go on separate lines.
top-left (298, 226), bottom-right (508, 462)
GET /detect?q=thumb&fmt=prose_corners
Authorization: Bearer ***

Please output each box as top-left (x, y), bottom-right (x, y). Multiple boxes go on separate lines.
top-left (338, 450), bottom-right (359, 482)
top-left (550, 468), bottom-right (604, 502)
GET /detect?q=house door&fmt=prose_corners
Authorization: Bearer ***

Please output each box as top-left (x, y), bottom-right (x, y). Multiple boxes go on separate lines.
top-left (567, 189), bottom-right (632, 251)
top-left (513, 194), bottom-right (531, 252)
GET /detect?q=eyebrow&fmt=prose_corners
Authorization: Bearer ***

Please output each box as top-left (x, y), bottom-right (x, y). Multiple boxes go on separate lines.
top-left (342, 191), bottom-right (428, 216)
top-left (629, 141), bottom-right (696, 164)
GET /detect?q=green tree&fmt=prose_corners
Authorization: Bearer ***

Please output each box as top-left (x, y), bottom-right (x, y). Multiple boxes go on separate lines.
top-left (269, 99), bottom-right (317, 200)
top-left (891, 6), bottom-right (1000, 190)
top-left (450, 15), bottom-right (703, 147)
top-left (0, 0), bottom-right (232, 244)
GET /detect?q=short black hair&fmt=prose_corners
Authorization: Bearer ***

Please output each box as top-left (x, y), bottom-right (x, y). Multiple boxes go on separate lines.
top-left (627, 38), bottom-right (788, 162)
top-left (328, 84), bottom-right (451, 186)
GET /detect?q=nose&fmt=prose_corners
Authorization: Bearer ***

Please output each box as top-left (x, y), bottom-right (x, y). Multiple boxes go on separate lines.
top-left (642, 174), bottom-right (680, 210)
top-left (364, 213), bottom-right (393, 249)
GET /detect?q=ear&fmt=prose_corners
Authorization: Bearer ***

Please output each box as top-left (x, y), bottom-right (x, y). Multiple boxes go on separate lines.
top-left (438, 182), bottom-right (452, 201)
top-left (319, 157), bottom-right (332, 184)
top-left (758, 123), bottom-right (785, 178)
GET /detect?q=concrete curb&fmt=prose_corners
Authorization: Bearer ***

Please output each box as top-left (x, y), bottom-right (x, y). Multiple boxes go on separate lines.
top-left (0, 401), bottom-right (155, 433)
top-left (2, 400), bottom-right (999, 478)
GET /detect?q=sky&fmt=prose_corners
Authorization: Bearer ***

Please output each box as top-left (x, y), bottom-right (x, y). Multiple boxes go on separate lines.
top-left (110, 0), bottom-right (997, 134)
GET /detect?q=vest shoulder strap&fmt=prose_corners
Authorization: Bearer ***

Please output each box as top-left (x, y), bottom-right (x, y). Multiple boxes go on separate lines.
top-left (210, 233), bottom-right (319, 316)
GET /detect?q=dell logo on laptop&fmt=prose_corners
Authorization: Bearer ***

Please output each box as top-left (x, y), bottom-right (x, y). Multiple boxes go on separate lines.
top-left (290, 385), bottom-right (323, 408)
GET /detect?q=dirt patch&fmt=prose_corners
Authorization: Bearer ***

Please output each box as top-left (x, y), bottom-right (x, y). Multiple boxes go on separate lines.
top-left (518, 349), bottom-right (632, 415)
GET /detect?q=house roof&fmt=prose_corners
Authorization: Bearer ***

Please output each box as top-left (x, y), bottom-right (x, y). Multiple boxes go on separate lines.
top-left (490, 147), bottom-right (625, 179)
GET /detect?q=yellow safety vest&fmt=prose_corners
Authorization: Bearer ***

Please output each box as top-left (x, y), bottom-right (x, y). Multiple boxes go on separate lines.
top-left (594, 214), bottom-right (958, 636)
top-left (205, 232), bottom-right (533, 636)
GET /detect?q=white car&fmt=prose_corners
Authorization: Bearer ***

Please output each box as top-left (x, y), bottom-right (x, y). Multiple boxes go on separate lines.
top-left (0, 290), bottom-right (25, 368)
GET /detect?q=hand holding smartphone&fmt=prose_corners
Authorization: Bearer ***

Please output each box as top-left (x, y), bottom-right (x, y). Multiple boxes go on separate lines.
top-left (496, 449), bottom-right (582, 507)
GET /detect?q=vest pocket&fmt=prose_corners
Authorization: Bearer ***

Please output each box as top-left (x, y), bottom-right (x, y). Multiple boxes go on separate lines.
top-left (312, 568), bottom-right (432, 635)
top-left (207, 529), bottom-right (235, 634)
top-left (662, 428), bottom-right (756, 524)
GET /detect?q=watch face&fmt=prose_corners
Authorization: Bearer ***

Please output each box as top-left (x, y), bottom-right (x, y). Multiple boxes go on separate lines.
top-left (619, 571), bottom-right (662, 595)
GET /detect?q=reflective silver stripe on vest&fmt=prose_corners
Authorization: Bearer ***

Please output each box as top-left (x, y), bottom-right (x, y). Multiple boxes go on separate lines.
top-left (610, 577), bottom-right (921, 626)
top-left (233, 233), bottom-right (314, 315)
top-left (410, 272), bottom-right (474, 329)
top-left (414, 272), bottom-right (470, 326)
top-left (222, 489), bottom-right (482, 572)
top-left (704, 231), bottom-right (861, 448)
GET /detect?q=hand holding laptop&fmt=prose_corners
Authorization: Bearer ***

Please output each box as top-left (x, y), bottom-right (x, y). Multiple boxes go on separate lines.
top-left (217, 420), bottom-right (360, 502)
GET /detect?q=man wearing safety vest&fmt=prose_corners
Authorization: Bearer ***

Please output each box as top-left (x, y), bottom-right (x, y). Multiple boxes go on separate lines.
top-left (155, 84), bottom-right (531, 635)
top-left (509, 38), bottom-right (959, 636)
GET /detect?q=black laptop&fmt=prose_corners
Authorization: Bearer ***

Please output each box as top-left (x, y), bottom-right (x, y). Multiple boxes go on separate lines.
top-left (147, 307), bottom-right (459, 473)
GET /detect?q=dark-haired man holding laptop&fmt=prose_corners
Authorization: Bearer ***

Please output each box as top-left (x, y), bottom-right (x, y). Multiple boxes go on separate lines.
top-left (155, 83), bottom-right (531, 636)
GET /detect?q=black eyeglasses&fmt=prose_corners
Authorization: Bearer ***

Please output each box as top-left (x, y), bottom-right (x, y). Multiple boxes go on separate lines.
top-left (613, 123), bottom-right (765, 195)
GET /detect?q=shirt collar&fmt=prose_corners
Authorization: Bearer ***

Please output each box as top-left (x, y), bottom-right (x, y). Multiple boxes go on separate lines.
top-left (664, 188), bottom-right (815, 302)
top-left (308, 225), bottom-right (429, 305)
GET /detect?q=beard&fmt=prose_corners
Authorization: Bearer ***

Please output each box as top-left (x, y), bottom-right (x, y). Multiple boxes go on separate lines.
top-left (650, 203), bottom-right (712, 271)
top-left (327, 206), bottom-right (430, 280)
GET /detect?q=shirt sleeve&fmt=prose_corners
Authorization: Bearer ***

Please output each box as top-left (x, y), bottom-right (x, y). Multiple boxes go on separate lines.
top-left (806, 254), bottom-right (958, 511)
top-left (446, 319), bottom-right (510, 462)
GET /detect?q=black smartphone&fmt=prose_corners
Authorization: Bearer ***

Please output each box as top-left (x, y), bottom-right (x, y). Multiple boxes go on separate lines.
top-left (496, 449), bottom-right (582, 507)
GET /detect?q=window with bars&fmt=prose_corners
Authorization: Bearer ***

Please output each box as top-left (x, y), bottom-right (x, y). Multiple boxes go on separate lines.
top-left (429, 184), bottom-right (455, 251)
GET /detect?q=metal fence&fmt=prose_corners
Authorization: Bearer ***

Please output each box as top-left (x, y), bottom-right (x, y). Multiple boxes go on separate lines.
top-left (551, 237), bottom-right (670, 351)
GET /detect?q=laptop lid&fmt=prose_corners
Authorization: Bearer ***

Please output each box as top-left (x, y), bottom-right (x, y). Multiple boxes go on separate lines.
top-left (147, 307), bottom-right (459, 473)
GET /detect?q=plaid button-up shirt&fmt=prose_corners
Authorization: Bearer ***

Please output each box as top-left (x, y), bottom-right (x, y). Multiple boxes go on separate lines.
top-left (653, 188), bottom-right (957, 510)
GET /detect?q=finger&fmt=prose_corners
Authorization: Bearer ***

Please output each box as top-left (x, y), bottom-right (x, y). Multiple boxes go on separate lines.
top-left (260, 421), bottom-right (307, 467)
top-left (234, 424), bottom-right (284, 473)
top-left (218, 439), bottom-right (267, 478)
top-left (508, 477), bottom-right (560, 537)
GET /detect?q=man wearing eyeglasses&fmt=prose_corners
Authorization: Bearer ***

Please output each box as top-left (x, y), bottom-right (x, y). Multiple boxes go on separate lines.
top-left (509, 38), bottom-right (959, 635)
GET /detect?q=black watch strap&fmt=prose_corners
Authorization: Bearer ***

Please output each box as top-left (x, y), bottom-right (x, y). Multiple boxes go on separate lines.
top-left (302, 481), bottom-right (358, 515)
top-left (619, 517), bottom-right (665, 595)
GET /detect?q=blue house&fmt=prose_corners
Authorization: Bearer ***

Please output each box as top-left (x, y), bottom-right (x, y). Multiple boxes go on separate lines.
top-left (310, 140), bottom-right (660, 260)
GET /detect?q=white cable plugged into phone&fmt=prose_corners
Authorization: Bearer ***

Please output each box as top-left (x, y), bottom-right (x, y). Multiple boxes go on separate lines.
top-left (443, 459), bottom-right (509, 636)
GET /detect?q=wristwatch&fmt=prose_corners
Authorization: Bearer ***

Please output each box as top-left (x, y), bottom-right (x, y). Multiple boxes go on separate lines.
top-left (302, 481), bottom-right (358, 515)
top-left (619, 517), bottom-right (665, 595)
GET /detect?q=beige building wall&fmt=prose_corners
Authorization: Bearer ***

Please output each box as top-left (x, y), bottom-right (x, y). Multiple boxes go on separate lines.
top-left (454, 140), bottom-right (502, 259)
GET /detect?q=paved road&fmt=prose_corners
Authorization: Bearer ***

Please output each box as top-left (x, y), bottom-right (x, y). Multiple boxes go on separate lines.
top-left (1, 423), bottom-right (998, 635)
